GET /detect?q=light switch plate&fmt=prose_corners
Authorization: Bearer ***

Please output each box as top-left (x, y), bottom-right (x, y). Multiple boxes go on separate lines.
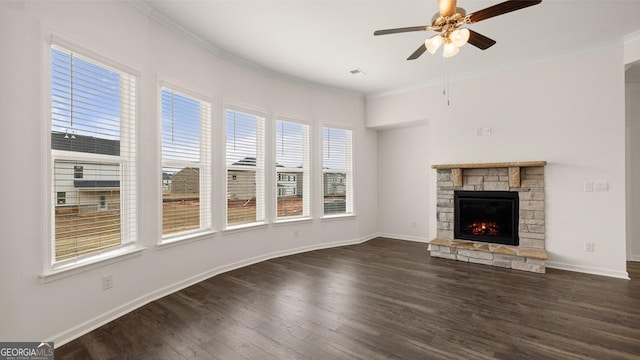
top-left (594, 181), bottom-right (609, 191)
top-left (584, 181), bottom-right (594, 192)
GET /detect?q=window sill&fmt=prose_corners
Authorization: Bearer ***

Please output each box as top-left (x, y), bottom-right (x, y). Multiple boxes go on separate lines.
top-left (273, 217), bottom-right (313, 226)
top-left (321, 213), bottom-right (356, 221)
top-left (40, 245), bottom-right (146, 283)
top-left (157, 230), bottom-right (217, 250)
top-left (224, 221), bottom-right (268, 234)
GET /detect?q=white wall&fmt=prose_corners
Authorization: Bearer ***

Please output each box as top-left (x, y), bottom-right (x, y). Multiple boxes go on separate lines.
top-left (626, 82), bottom-right (640, 261)
top-left (625, 36), bottom-right (640, 264)
top-left (368, 45), bottom-right (629, 279)
top-left (0, 1), bottom-right (377, 344)
top-left (377, 124), bottom-right (430, 242)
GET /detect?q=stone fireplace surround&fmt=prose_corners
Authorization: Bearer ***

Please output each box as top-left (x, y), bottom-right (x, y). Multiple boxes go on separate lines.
top-left (428, 161), bottom-right (548, 273)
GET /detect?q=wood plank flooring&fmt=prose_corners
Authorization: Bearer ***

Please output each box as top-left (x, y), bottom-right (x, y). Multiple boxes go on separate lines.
top-left (55, 238), bottom-right (640, 360)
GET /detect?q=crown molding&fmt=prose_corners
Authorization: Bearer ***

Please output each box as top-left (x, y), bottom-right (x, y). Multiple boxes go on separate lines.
top-left (367, 37), bottom-right (623, 100)
top-left (127, 0), bottom-right (363, 99)
top-left (624, 29), bottom-right (640, 45)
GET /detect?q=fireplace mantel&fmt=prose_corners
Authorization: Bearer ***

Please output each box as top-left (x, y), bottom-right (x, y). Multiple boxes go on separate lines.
top-left (432, 161), bottom-right (547, 187)
top-left (431, 161), bottom-right (547, 169)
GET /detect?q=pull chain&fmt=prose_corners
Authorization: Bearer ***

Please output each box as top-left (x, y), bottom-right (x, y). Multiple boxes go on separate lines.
top-left (442, 57), bottom-right (450, 106)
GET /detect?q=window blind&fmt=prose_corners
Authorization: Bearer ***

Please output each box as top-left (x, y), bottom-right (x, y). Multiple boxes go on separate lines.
top-left (161, 88), bottom-right (211, 238)
top-left (322, 127), bottom-right (353, 215)
top-left (275, 120), bottom-right (310, 219)
top-left (226, 109), bottom-right (265, 226)
top-left (50, 45), bottom-right (136, 263)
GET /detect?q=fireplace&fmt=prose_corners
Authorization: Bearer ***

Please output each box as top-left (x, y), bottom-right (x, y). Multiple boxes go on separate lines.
top-left (454, 191), bottom-right (519, 246)
top-left (430, 162), bottom-right (547, 273)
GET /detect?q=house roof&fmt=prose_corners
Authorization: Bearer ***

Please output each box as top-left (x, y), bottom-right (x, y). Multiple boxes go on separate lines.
top-left (52, 131), bottom-right (119, 156)
top-left (232, 157), bottom-right (256, 166)
top-left (172, 167), bottom-right (200, 177)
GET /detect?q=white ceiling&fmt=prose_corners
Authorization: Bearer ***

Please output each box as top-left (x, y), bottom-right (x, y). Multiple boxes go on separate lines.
top-left (140, 0), bottom-right (640, 96)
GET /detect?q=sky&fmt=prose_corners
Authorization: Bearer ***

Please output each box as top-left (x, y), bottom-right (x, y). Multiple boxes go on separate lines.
top-left (322, 127), bottom-right (349, 171)
top-left (275, 120), bottom-right (307, 169)
top-left (161, 88), bottom-right (202, 163)
top-left (51, 47), bottom-right (123, 142)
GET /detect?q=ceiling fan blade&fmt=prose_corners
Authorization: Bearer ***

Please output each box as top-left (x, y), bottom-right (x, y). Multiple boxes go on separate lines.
top-left (467, 0), bottom-right (541, 23)
top-left (439, 0), bottom-right (457, 17)
top-left (374, 26), bottom-right (433, 36)
top-left (467, 30), bottom-right (497, 50)
top-left (407, 43), bottom-right (427, 60)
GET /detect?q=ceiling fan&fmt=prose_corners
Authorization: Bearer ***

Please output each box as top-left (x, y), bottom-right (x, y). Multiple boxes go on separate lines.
top-left (374, 0), bottom-right (542, 59)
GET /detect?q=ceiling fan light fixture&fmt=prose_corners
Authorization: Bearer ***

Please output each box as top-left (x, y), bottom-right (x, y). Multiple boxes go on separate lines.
top-left (443, 41), bottom-right (459, 58)
top-left (425, 34), bottom-right (443, 54)
top-left (450, 28), bottom-right (470, 47)
top-left (373, 0), bottom-right (542, 61)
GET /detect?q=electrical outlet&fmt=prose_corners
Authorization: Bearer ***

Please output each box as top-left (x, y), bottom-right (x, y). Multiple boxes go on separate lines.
top-left (584, 242), bottom-right (595, 253)
top-left (584, 181), bottom-right (594, 192)
top-left (476, 128), bottom-right (483, 136)
top-left (102, 274), bottom-right (113, 290)
top-left (484, 127), bottom-right (492, 136)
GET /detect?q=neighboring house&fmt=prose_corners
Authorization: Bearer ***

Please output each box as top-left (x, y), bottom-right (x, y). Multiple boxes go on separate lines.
top-left (228, 158), bottom-right (302, 199)
top-left (276, 162), bottom-right (304, 197)
top-left (228, 157), bottom-right (256, 200)
top-left (170, 167), bottom-right (199, 195)
top-left (276, 172), bottom-right (298, 196)
top-left (162, 172), bottom-right (172, 194)
top-left (53, 161), bottom-right (121, 214)
top-left (323, 172), bottom-right (346, 197)
top-left (52, 132), bottom-right (121, 214)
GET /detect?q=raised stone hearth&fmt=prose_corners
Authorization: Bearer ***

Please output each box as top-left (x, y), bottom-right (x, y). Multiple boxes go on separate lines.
top-left (429, 238), bottom-right (547, 273)
top-left (430, 161), bottom-right (548, 273)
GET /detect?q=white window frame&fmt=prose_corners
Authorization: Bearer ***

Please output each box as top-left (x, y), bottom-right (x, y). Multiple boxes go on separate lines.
top-left (43, 37), bottom-right (142, 280)
top-left (274, 118), bottom-right (311, 222)
top-left (158, 83), bottom-right (213, 245)
top-left (224, 106), bottom-right (266, 230)
top-left (321, 126), bottom-right (354, 218)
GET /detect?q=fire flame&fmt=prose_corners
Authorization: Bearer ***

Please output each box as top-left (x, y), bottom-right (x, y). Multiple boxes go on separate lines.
top-left (467, 222), bottom-right (500, 236)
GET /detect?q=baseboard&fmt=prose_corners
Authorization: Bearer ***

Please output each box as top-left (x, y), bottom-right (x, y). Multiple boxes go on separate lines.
top-left (50, 233), bottom-right (376, 347)
top-left (629, 255), bottom-right (640, 262)
top-left (377, 233), bottom-right (428, 243)
top-left (546, 261), bottom-right (630, 280)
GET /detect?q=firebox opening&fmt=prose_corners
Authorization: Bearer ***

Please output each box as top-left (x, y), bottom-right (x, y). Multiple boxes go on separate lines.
top-left (454, 191), bottom-right (519, 246)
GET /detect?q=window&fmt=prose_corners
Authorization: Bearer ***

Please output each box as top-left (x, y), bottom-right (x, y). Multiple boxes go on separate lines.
top-left (225, 109), bottom-right (265, 227)
top-left (50, 44), bottom-right (136, 264)
top-left (74, 165), bottom-right (83, 179)
top-left (57, 192), bottom-right (66, 205)
top-left (322, 127), bottom-right (353, 216)
top-left (275, 120), bottom-right (310, 219)
top-left (160, 87), bottom-right (212, 240)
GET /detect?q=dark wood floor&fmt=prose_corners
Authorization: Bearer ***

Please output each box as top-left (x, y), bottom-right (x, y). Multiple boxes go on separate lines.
top-left (56, 238), bottom-right (640, 360)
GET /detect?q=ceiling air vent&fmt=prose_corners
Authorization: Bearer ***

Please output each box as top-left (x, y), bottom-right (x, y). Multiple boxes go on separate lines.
top-left (349, 68), bottom-right (366, 76)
